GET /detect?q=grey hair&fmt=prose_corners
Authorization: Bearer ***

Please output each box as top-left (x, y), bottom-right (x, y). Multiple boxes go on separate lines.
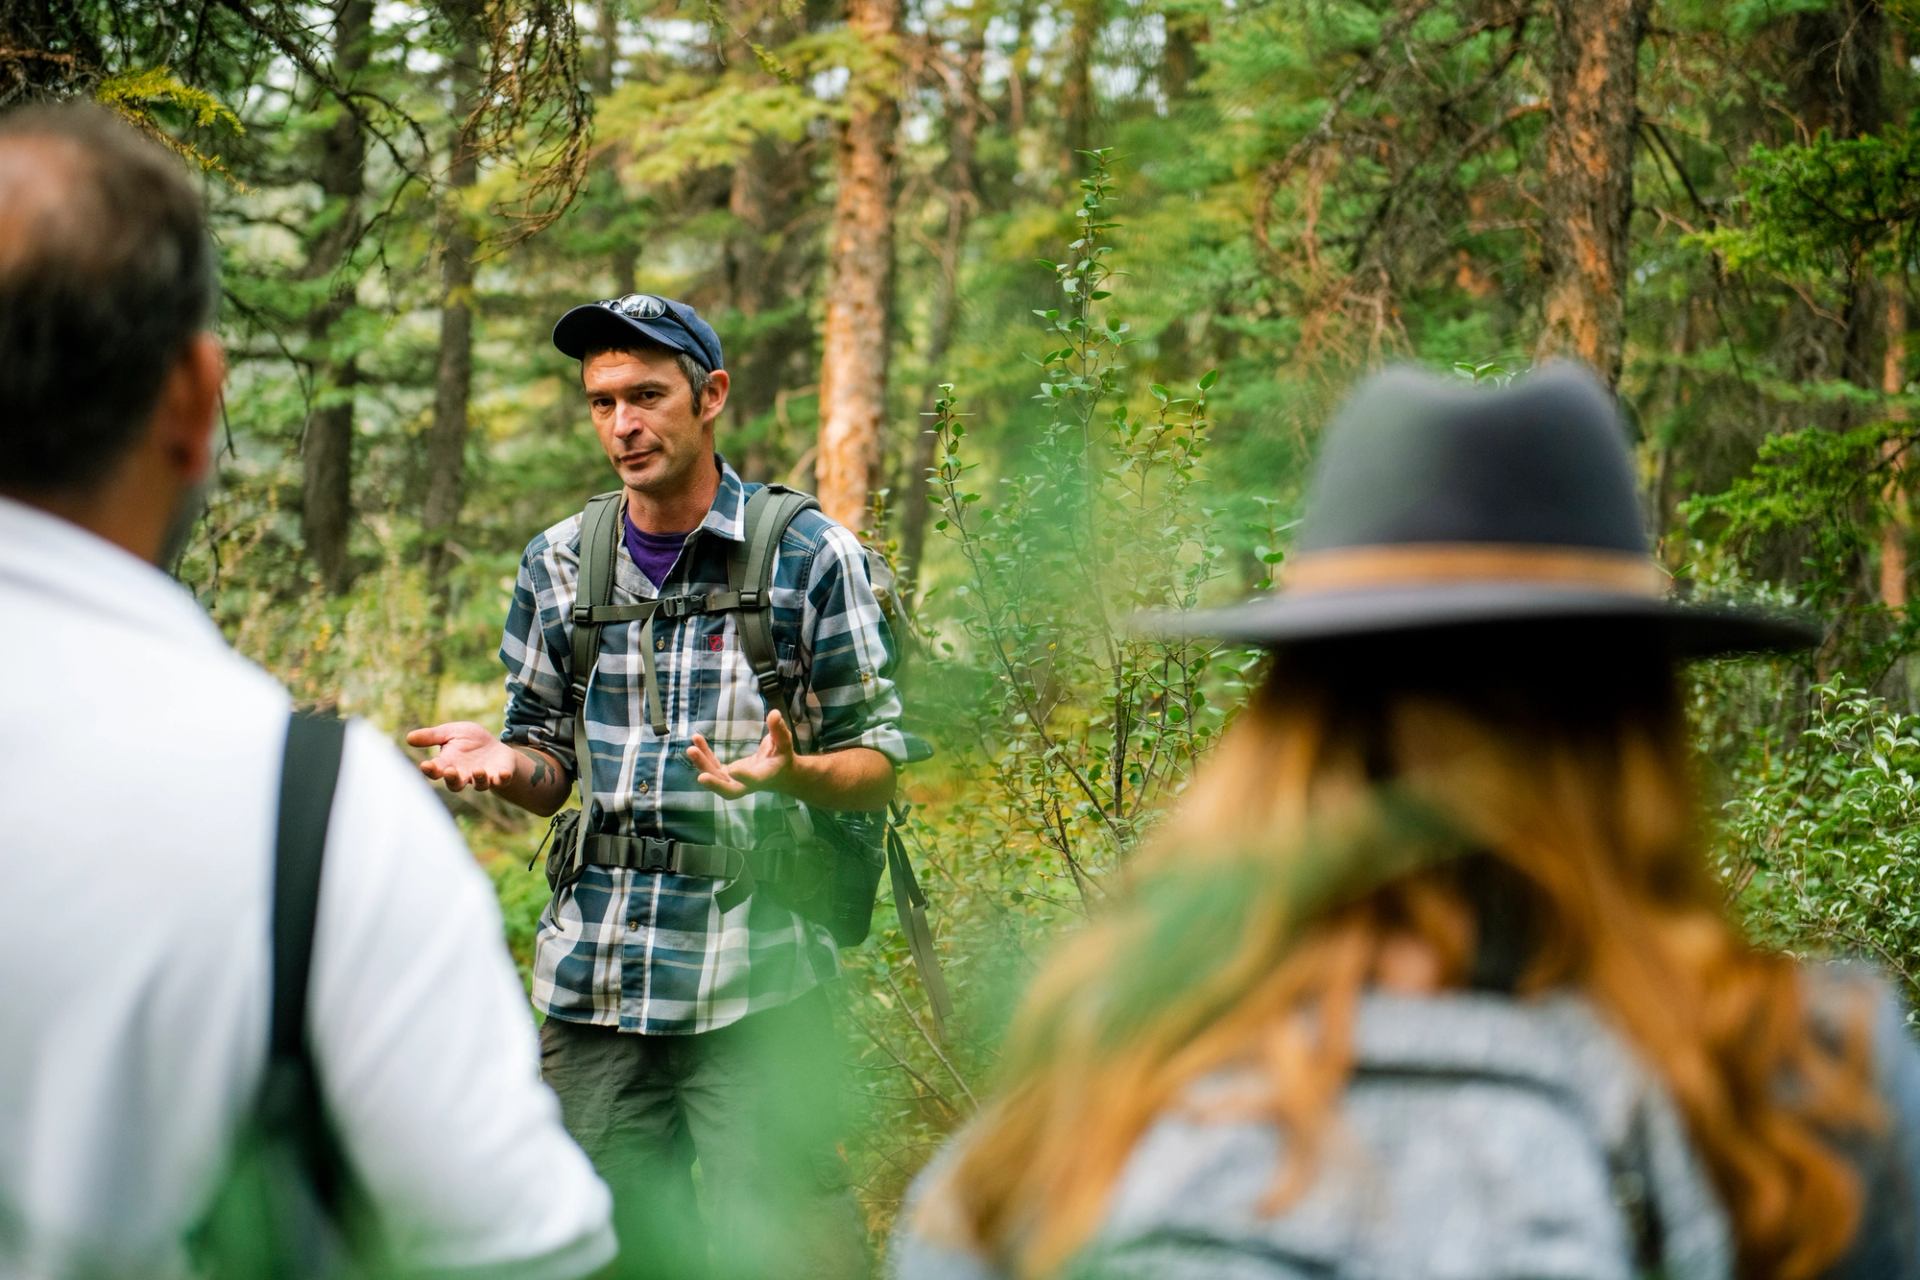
top-left (582, 342), bottom-right (714, 412)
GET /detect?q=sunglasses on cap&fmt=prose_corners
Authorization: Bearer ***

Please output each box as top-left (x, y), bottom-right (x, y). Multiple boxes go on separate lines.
top-left (597, 293), bottom-right (720, 371)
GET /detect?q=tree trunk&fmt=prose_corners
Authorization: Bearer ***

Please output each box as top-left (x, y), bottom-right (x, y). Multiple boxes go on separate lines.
top-left (590, 0), bottom-right (637, 294)
top-left (301, 0), bottom-right (371, 595)
top-left (816, 0), bottom-right (900, 533)
top-left (1881, 289), bottom-right (1908, 611)
top-left (727, 133), bottom-right (815, 480)
top-left (1059, 0), bottom-right (1097, 174)
top-left (1007, 0), bottom-right (1036, 134)
top-left (421, 14), bottom-right (482, 618)
top-left (1162, 11), bottom-right (1204, 106)
top-left (1878, 22), bottom-right (1907, 614)
top-left (898, 25), bottom-right (984, 595)
top-left (723, 0), bottom-right (816, 481)
top-left (1533, 0), bottom-right (1648, 387)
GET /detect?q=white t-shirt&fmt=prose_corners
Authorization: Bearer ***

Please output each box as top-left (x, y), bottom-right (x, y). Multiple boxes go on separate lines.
top-left (0, 498), bottom-right (615, 1278)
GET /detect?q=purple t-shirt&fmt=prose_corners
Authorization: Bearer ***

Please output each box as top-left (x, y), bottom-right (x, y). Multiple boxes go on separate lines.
top-left (623, 513), bottom-right (689, 588)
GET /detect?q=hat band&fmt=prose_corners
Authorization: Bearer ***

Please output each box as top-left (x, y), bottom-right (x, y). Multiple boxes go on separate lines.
top-left (1281, 544), bottom-right (1667, 597)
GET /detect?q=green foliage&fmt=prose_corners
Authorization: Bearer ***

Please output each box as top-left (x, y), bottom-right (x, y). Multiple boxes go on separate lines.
top-left (1718, 682), bottom-right (1920, 1006)
top-left (95, 66), bottom-right (245, 178)
top-left (925, 150), bottom-right (1238, 891)
top-left (1700, 119), bottom-right (1920, 280)
top-left (842, 152), bottom-right (1255, 1223)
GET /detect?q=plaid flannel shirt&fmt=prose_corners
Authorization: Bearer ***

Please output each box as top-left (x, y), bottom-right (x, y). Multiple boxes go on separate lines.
top-left (500, 457), bottom-right (923, 1034)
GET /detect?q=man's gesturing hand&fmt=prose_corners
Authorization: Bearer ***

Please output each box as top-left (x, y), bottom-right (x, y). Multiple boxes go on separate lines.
top-left (687, 709), bottom-right (795, 800)
top-left (406, 723), bottom-right (572, 821)
top-left (686, 711), bottom-right (898, 811)
top-left (406, 722), bottom-right (525, 792)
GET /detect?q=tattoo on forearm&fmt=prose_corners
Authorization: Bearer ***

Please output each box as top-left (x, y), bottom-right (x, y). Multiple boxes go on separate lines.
top-left (515, 748), bottom-right (557, 790)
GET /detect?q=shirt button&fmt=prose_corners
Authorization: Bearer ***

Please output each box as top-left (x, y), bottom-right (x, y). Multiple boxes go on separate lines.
top-left (638, 780), bottom-right (651, 794)
top-left (655, 637), bottom-right (665, 651)
top-left (626, 919), bottom-right (639, 931)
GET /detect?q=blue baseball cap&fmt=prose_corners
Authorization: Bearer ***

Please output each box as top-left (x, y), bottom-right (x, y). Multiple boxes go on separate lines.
top-left (552, 293), bottom-right (725, 372)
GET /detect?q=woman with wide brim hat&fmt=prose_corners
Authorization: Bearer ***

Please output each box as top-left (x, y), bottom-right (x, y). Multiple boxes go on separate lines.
top-left (892, 362), bottom-right (1920, 1280)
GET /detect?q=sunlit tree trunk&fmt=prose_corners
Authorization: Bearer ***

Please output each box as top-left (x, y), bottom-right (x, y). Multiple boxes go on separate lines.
top-left (1534, 0), bottom-right (1648, 387)
top-left (301, 0), bottom-right (371, 595)
top-left (1882, 291), bottom-right (1908, 611)
top-left (816, 0), bottom-right (899, 532)
top-left (1879, 22), bottom-right (1908, 612)
top-left (421, 10), bottom-right (482, 623)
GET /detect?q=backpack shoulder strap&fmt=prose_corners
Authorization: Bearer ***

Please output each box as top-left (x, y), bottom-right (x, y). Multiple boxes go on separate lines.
top-left (569, 492), bottom-right (624, 713)
top-left (730, 484), bottom-right (819, 710)
top-left (267, 710), bottom-right (348, 1200)
top-left (189, 711), bottom-right (353, 1273)
top-left (564, 492), bottom-right (624, 873)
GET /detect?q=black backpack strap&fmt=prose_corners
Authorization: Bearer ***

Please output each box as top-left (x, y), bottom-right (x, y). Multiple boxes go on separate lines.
top-left (566, 493), bottom-right (624, 876)
top-left (268, 710), bottom-right (349, 1207)
top-left (730, 490), bottom-right (953, 1029)
top-left (189, 711), bottom-right (353, 1274)
top-left (887, 806), bottom-right (954, 1039)
top-left (731, 484), bottom-right (819, 712)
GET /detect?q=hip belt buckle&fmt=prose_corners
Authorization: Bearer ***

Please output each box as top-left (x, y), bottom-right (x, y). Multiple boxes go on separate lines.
top-left (637, 836), bottom-right (676, 874)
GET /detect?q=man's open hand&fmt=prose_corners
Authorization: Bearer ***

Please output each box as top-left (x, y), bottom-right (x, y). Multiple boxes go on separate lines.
top-left (687, 710), bottom-right (795, 799)
top-left (407, 721), bottom-right (527, 793)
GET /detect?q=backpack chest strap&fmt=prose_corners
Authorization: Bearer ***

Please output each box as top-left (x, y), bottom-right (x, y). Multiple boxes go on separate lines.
top-left (572, 589), bottom-right (757, 628)
top-left (572, 589), bottom-right (765, 738)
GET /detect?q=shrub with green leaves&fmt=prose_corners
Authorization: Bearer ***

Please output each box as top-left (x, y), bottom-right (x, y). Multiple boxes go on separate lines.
top-left (1716, 680), bottom-right (1920, 1008)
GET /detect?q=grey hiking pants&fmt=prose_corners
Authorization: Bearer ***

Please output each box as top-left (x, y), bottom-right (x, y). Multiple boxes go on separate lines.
top-left (538, 986), bottom-right (870, 1279)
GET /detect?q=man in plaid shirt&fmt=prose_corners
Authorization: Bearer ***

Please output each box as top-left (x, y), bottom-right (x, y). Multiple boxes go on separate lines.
top-left (409, 294), bottom-right (920, 1278)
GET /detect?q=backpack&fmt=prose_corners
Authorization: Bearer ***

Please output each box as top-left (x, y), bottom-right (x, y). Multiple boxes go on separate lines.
top-left (191, 712), bottom-right (362, 1277)
top-left (1053, 992), bottom-right (1735, 1280)
top-left (543, 484), bottom-right (952, 1034)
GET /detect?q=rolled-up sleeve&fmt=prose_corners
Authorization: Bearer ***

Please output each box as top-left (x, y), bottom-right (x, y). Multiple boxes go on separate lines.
top-left (500, 532), bottom-right (580, 780)
top-left (799, 525), bottom-right (931, 766)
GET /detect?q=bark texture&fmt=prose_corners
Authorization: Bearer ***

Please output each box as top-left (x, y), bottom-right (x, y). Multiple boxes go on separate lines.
top-left (816, 0), bottom-right (900, 532)
top-left (301, 0), bottom-right (371, 595)
top-left (1882, 25), bottom-right (1908, 613)
top-left (1534, 0), bottom-right (1648, 388)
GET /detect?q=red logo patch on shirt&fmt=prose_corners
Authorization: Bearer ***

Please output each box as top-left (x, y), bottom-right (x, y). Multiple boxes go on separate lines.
top-left (709, 635), bottom-right (725, 651)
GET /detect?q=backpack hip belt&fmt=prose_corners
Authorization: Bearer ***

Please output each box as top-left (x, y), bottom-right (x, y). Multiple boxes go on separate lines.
top-left (581, 834), bottom-right (742, 878)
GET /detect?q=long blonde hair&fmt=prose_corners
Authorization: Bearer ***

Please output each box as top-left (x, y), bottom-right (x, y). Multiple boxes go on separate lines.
top-left (937, 627), bottom-right (1881, 1278)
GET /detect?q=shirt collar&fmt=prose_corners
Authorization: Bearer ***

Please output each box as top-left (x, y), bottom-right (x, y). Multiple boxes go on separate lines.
top-left (695, 456), bottom-right (750, 544)
top-left (0, 496), bottom-right (228, 651)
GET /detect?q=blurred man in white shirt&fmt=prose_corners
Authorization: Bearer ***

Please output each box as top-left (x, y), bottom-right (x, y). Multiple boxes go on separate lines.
top-left (0, 101), bottom-right (615, 1279)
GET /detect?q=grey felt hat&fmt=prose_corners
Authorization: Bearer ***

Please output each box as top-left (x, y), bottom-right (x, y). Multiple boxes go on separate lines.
top-left (1143, 361), bottom-right (1816, 655)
